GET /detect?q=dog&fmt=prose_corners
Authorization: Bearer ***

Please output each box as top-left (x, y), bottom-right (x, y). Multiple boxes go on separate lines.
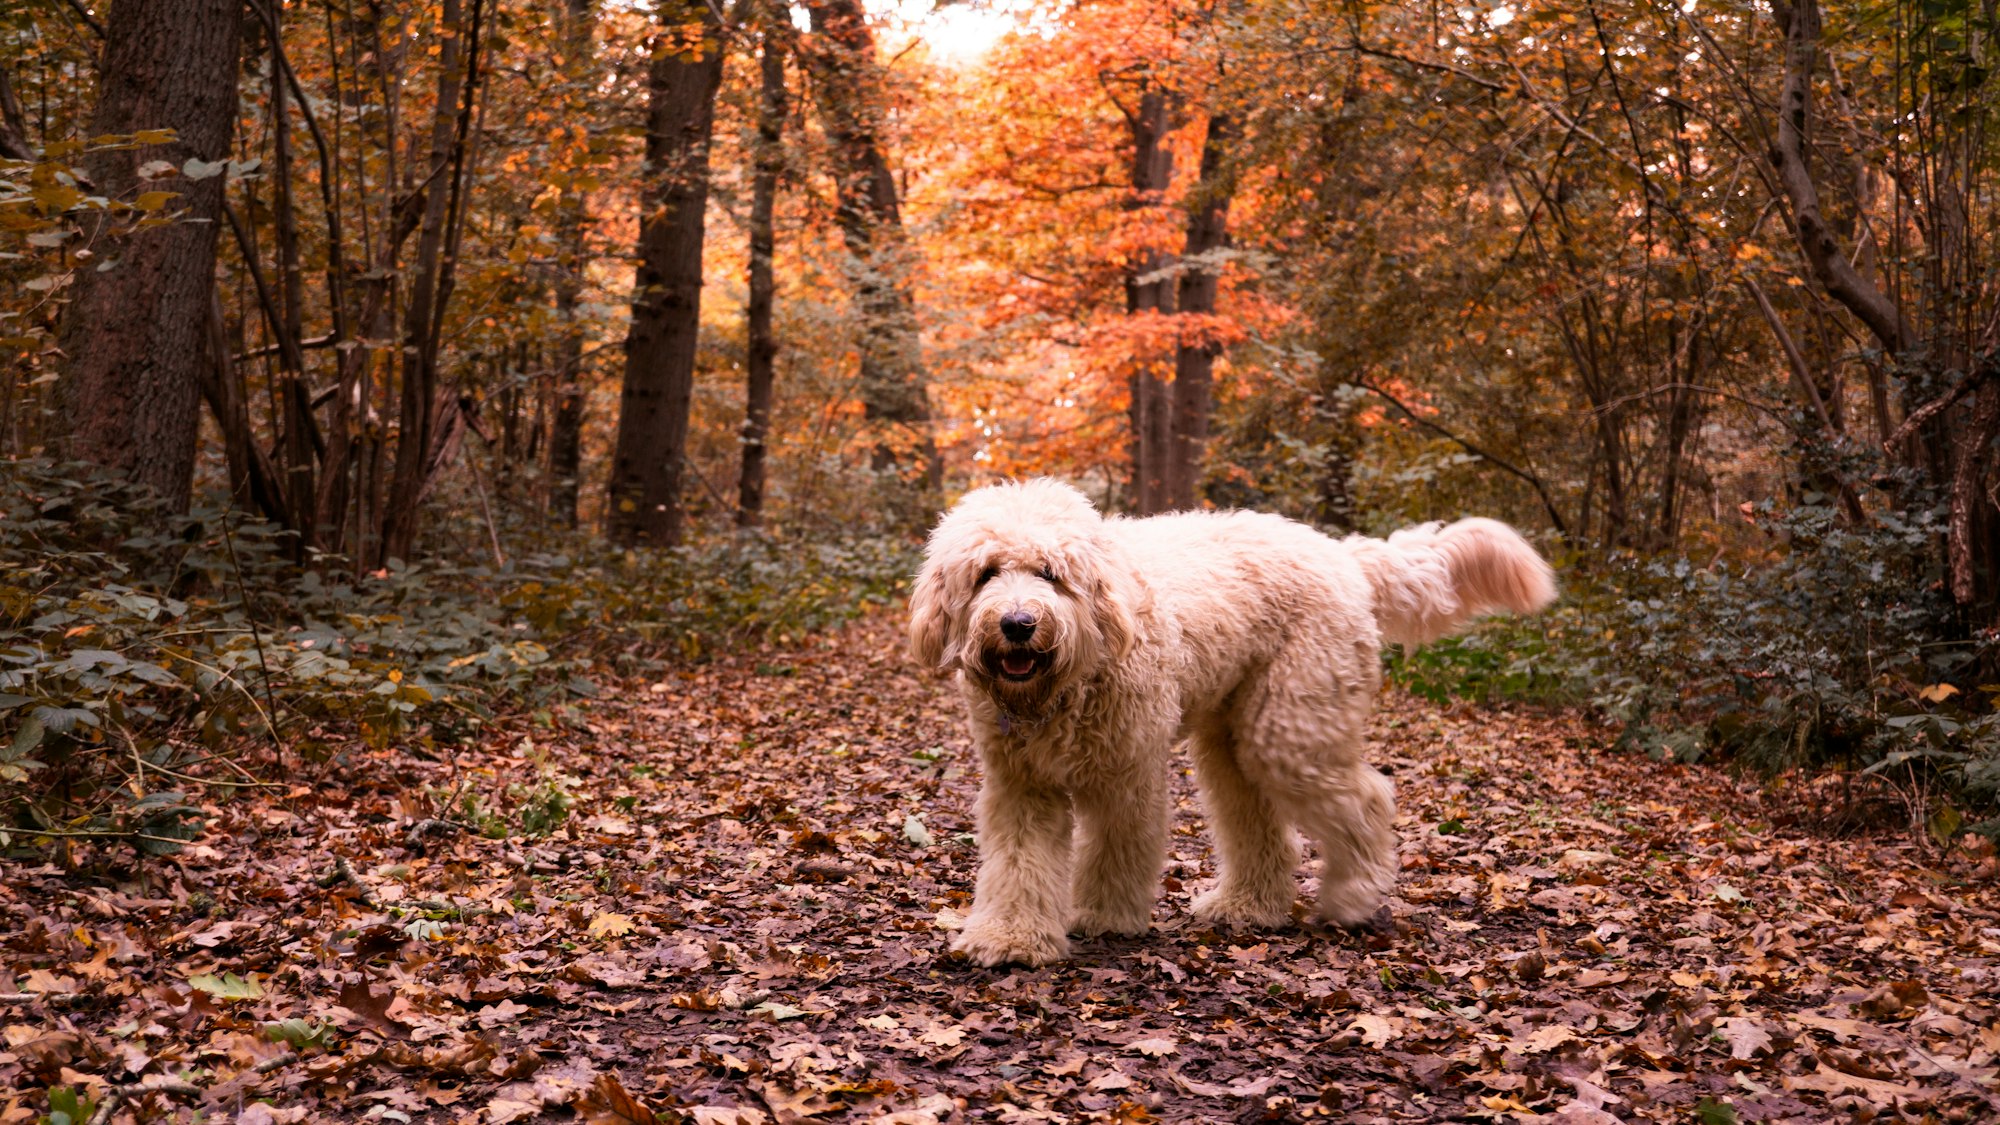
top-left (908, 478), bottom-right (1556, 966)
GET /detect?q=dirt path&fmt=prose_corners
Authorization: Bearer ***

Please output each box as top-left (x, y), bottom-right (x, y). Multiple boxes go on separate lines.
top-left (5, 612), bottom-right (1997, 1123)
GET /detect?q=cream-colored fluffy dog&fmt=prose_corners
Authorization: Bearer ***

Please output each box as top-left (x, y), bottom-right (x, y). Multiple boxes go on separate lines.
top-left (909, 479), bottom-right (1556, 966)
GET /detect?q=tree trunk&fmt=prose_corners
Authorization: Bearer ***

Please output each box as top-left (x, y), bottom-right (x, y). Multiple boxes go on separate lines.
top-left (1770, 0), bottom-right (2000, 604)
top-left (376, 0), bottom-right (485, 563)
top-left (739, 7), bottom-right (786, 530)
top-left (549, 294), bottom-right (588, 528)
top-left (1653, 331), bottom-right (1697, 547)
top-left (1166, 113), bottom-right (1235, 511)
top-left (55, 0), bottom-right (242, 512)
top-left (267, 7), bottom-right (320, 545)
top-left (1771, 0), bottom-right (1909, 356)
top-left (1123, 84), bottom-right (1175, 515)
top-left (548, 0), bottom-right (596, 530)
top-left (0, 61), bottom-right (33, 160)
top-left (804, 0), bottom-right (938, 488)
top-left (607, 0), bottom-right (727, 547)
top-left (202, 288), bottom-right (286, 521)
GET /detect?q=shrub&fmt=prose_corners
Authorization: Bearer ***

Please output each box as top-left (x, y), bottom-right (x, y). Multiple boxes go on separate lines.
top-left (0, 460), bottom-right (921, 854)
top-left (1390, 496), bottom-right (1999, 842)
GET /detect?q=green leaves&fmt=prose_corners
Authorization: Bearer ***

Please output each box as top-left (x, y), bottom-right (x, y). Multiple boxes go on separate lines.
top-left (1695, 1096), bottom-right (1741, 1125)
top-left (263, 1018), bottom-right (334, 1050)
top-left (40, 1086), bottom-right (96, 1125)
top-left (187, 971), bottom-right (264, 1000)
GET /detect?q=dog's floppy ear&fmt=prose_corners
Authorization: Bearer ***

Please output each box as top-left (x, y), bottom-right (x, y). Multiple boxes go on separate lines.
top-left (1069, 533), bottom-right (1140, 661)
top-left (907, 550), bottom-right (964, 675)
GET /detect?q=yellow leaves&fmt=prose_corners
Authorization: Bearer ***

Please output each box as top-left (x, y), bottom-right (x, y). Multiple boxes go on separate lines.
top-left (132, 190), bottom-right (179, 212)
top-left (1515, 1022), bottom-right (1581, 1053)
top-left (1917, 683), bottom-right (1958, 703)
top-left (30, 182), bottom-right (82, 213)
top-left (186, 971), bottom-right (264, 1000)
top-left (585, 911), bottom-right (633, 939)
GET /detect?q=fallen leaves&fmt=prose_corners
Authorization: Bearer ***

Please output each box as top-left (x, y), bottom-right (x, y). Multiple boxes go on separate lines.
top-left (186, 972), bottom-right (263, 1000)
top-left (587, 911), bottom-right (636, 939)
top-left (2, 613), bottom-right (1996, 1123)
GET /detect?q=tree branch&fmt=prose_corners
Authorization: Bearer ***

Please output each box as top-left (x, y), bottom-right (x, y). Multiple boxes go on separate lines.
top-left (1769, 0), bottom-right (1910, 355)
top-left (1354, 380), bottom-right (1571, 539)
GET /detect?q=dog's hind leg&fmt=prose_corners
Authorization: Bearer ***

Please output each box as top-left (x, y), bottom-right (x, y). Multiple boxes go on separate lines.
top-left (1188, 717), bottom-right (1299, 929)
top-left (1070, 759), bottom-right (1167, 937)
top-left (1289, 761), bottom-right (1398, 929)
top-left (1228, 659), bottom-right (1394, 929)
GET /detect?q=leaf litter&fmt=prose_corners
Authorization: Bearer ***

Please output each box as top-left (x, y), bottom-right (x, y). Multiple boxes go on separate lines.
top-left (3, 611), bottom-right (1997, 1122)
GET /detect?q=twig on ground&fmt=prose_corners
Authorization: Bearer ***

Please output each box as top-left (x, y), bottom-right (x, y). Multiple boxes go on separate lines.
top-left (314, 855), bottom-right (377, 906)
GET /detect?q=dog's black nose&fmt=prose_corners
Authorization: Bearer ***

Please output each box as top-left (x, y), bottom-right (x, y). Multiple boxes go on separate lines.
top-left (1000, 612), bottom-right (1037, 643)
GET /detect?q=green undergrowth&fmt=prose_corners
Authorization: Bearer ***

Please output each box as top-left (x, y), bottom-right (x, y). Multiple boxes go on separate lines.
top-left (0, 459), bottom-right (919, 854)
top-left (1387, 498), bottom-right (2000, 844)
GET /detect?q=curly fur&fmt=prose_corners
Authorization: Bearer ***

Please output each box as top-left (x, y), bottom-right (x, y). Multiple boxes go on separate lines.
top-left (910, 479), bottom-right (1557, 966)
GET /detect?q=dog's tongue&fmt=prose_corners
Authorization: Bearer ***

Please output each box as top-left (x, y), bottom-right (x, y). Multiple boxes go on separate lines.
top-left (1001, 653), bottom-right (1036, 677)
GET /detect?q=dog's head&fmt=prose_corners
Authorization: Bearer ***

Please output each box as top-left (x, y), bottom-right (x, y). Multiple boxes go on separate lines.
top-left (908, 479), bottom-right (1139, 715)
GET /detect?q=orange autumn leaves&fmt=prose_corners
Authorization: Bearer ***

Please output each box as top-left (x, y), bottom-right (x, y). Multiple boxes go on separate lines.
top-left (900, 0), bottom-right (1294, 484)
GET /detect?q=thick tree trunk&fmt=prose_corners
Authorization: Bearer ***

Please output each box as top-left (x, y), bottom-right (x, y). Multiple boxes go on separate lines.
top-left (0, 62), bottom-right (33, 160)
top-left (804, 0), bottom-right (938, 488)
top-left (55, 0), bottom-right (242, 512)
top-left (548, 0), bottom-right (595, 530)
top-left (607, 0), bottom-right (726, 547)
top-left (1166, 113), bottom-right (1235, 511)
top-left (1123, 85), bottom-right (1175, 515)
top-left (739, 10), bottom-right (786, 530)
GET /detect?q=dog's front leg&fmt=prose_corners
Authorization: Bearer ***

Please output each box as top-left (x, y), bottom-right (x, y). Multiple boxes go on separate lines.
top-left (1069, 765), bottom-right (1166, 937)
top-left (952, 765), bottom-right (1073, 967)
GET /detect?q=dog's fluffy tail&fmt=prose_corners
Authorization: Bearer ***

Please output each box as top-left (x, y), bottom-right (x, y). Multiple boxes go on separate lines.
top-left (1349, 518), bottom-right (1557, 647)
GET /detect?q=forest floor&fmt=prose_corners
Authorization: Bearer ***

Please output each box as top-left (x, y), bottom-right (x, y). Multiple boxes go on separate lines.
top-left (4, 611), bottom-right (2000, 1125)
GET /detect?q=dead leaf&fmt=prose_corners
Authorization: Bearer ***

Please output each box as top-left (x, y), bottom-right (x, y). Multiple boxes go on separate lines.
top-left (1346, 1013), bottom-right (1401, 1048)
top-left (1517, 1023), bottom-right (1581, 1054)
top-left (1715, 1017), bottom-right (1773, 1060)
top-left (587, 911), bottom-right (635, 939)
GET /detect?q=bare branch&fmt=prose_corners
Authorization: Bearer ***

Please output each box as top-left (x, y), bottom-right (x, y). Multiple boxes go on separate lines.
top-left (1769, 0), bottom-right (1910, 355)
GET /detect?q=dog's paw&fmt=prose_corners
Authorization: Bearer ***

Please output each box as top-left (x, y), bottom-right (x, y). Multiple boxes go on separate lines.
top-left (1320, 899), bottom-right (1395, 933)
top-left (1069, 907), bottom-right (1151, 938)
top-left (1316, 874), bottom-right (1394, 930)
top-left (950, 918), bottom-right (1069, 967)
top-left (1189, 885), bottom-right (1294, 929)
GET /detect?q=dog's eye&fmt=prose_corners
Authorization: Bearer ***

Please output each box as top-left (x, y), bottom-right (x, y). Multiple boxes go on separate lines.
top-left (1036, 565), bottom-right (1056, 583)
top-left (976, 566), bottom-right (999, 587)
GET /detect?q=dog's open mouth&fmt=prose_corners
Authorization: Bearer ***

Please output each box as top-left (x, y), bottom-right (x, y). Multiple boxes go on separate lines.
top-left (992, 650), bottom-right (1047, 682)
